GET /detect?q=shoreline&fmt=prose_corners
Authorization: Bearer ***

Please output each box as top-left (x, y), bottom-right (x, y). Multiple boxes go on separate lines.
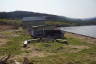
top-left (65, 31), bottom-right (96, 39)
top-left (65, 32), bottom-right (96, 44)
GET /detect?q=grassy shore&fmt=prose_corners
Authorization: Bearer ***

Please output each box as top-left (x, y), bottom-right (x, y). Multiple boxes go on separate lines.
top-left (65, 32), bottom-right (96, 44)
top-left (0, 27), bottom-right (96, 64)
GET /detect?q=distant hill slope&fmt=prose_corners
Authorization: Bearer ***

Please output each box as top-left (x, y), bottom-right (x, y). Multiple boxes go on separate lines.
top-left (0, 11), bottom-right (96, 26)
top-left (0, 11), bottom-right (62, 20)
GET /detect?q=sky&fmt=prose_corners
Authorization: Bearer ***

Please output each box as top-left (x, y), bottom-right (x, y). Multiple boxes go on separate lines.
top-left (0, 0), bottom-right (96, 18)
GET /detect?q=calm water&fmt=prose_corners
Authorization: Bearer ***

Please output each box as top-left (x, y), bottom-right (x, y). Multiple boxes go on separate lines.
top-left (60, 25), bottom-right (96, 38)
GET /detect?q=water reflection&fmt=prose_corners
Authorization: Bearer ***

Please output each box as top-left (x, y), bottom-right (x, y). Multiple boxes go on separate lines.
top-left (60, 25), bottom-right (96, 38)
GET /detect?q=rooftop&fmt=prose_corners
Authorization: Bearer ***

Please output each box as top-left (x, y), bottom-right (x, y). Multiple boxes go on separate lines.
top-left (22, 16), bottom-right (47, 21)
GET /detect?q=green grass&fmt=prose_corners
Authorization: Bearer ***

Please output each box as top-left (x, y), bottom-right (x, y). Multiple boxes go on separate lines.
top-left (67, 37), bottom-right (89, 45)
top-left (30, 52), bottom-right (96, 64)
top-left (26, 35), bottom-right (96, 64)
top-left (0, 29), bottom-right (31, 56)
top-left (32, 42), bottom-right (65, 53)
top-left (0, 29), bottom-right (96, 64)
top-left (0, 18), bottom-right (22, 26)
top-left (29, 47), bottom-right (96, 64)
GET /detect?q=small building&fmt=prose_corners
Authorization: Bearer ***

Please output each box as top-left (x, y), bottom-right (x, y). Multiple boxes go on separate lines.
top-left (31, 25), bottom-right (64, 39)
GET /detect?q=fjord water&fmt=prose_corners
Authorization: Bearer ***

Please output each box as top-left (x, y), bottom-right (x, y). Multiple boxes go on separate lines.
top-left (60, 25), bottom-right (96, 38)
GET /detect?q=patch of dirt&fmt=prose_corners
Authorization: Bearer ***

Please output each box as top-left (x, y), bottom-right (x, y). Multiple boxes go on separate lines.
top-left (0, 38), bottom-right (8, 46)
top-left (0, 25), bottom-right (16, 31)
top-left (17, 45), bottom-right (56, 59)
top-left (0, 34), bottom-right (8, 38)
top-left (64, 45), bottom-right (90, 53)
top-left (67, 45), bottom-right (89, 49)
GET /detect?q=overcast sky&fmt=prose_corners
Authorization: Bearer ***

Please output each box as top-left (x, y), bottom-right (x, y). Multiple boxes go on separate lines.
top-left (0, 0), bottom-right (96, 18)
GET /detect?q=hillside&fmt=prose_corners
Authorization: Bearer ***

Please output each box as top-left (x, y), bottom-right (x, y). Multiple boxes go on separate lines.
top-left (0, 11), bottom-right (96, 26)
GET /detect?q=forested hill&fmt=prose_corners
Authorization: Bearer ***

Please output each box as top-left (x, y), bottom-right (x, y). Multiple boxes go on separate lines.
top-left (0, 11), bottom-right (65, 20)
top-left (0, 11), bottom-right (96, 26)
